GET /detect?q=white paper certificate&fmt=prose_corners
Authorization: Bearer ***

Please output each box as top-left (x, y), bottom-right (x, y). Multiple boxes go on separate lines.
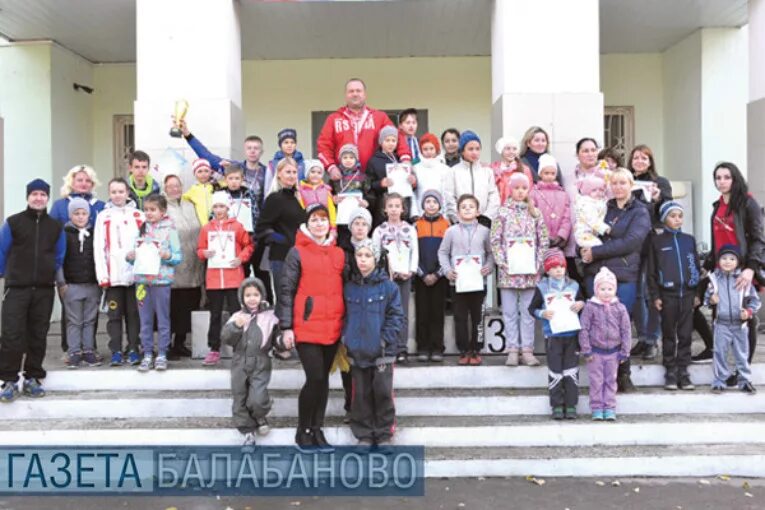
top-left (387, 163), bottom-right (413, 198)
top-left (386, 243), bottom-right (411, 275)
top-left (134, 239), bottom-right (161, 276)
top-left (545, 291), bottom-right (581, 334)
top-left (455, 254), bottom-right (483, 293)
top-left (506, 237), bottom-right (536, 275)
top-left (335, 192), bottom-right (362, 225)
top-left (208, 230), bottom-right (236, 269)
top-left (230, 198), bottom-right (253, 232)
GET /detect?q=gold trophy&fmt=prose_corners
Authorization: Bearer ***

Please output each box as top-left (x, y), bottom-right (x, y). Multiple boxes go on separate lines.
top-left (169, 99), bottom-right (189, 138)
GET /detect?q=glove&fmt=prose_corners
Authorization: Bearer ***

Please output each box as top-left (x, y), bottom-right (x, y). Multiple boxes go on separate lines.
top-left (268, 232), bottom-right (287, 244)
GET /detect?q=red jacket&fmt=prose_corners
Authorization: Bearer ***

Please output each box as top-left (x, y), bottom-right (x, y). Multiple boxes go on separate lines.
top-left (277, 229), bottom-right (346, 345)
top-left (316, 106), bottom-right (411, 173)
top-left (197, 217), bottom-right (254, 290)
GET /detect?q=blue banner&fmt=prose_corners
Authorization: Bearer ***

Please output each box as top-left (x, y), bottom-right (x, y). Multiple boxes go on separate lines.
top-left (0, 446), bottom-right (425, 496)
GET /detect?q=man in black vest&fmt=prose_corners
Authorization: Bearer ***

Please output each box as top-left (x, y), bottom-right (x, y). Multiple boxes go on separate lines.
top-left (0, 179), bottom-right (66, 402)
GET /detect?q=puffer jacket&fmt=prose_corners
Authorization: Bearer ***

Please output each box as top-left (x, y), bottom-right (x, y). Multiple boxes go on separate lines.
top-left (297, 180), bottom-right (337, 226)
top-left (342, 267), bottom-right (404, 368)
top-left (166, 197), bottom-right (204, 289)
top-left (705, 269), bottom-right (762, 323)
top-left (412, 157), bottom-right (457, 221)
top-left (197, 217), bottom-right (254, 290)
top-left (451, 159), bottom-right (500, 220)
top-left (578, 297), bottom-right (632, 360)
top-left (531, 181), bottom-right (571, 247)
top-left (490, 200), bottom-right (549, 289)
top-left (94, 200), bottom-right (145, 287)
top-left (131, 215), bottom-right (182, 286)
top-left (276, 228), bottom-right (346, 345)
top-left (61, 224), bottom-right (97, 285)
top-left (586, 198), bottom-right (651, 283)
top-left (491, 162), bottom-right (535, 205)
top-left (646, 227), bottom-right (701, 300)
top-left (182, 182), bottom-right (217, 226)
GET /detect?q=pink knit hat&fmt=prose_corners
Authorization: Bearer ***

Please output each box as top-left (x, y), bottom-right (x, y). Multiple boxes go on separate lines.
top-left (508, 171), bottom-right (530, 189)
top-left (594, 267), bottom-right (617, 291)
top-left (579, 174), bottom-right (606, 196)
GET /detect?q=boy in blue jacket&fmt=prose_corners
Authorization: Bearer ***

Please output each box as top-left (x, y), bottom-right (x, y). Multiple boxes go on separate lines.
top-left (528, 248), bottom-right (585, 420)
top-left (647, 201), bottom-right (701, 391)
top-left (342, 239), bottom-right (404, 447)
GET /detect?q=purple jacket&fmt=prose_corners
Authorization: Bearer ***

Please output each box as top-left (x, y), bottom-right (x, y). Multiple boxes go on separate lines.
top-left (531, 182), bottom-right (571, 246)
top-left (578, 297), bottom-right (631, 360)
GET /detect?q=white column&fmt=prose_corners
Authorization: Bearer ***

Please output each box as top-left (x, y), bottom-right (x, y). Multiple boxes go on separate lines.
top-left (749, 0), bottom-right (765, 206)
top-left (134, 0), bottom-right (243, 182)
top-left (491, 0), bottom-right (603, 175)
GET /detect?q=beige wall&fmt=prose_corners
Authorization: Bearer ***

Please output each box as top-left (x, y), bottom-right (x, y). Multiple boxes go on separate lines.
top-left (600, 53), bottom-right (664, 171)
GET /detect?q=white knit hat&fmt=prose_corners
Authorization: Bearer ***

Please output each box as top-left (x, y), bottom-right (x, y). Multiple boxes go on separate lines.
top-left (495, 136), bottom-right (519, 155)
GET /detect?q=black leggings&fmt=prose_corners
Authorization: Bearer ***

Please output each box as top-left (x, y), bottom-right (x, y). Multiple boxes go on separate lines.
top-left (296, 341), bottom-right (339, 430)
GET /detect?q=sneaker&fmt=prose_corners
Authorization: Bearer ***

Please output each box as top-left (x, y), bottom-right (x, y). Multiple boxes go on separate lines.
top-left (127, 351), bottom-right (141, 366)
top-left (678, 373), bottom-right (695, 391)
top-left (312, 428), bottom-right (335, 453)
top-left (396, 352), bottom-right (408, 364)
top-left (520, 349), bottom-right (540, 366)
top-left (343, 411), bottom-right (351, 424)
top-left (603, 409), bottom-right (617, 421)
top-left (552, 407), bottom-right (564, 420)
top-left (458, 354), bottom-right (470, 366)
top-left (711, 385), bottom-right (725, 393)
top-left (565, 407), bottom-right (577, 420)
top-left (154, 355), bottom-right (168, 371)
top-left (591, 410), bottom-right (604, 421)
top-left (664, 374), bottom-right (678, 391)
top-left (295, 428), bottom-right (316, 453)
top-left (726, 373), bottom-right (738, 388)
top-left (137, 355), bottom-right (153, 372)
top-left (0, 381), bottom-right (21, 403)
top-left (430, 353), bottom-right (444, 363)
top-left (741, 382), bottom-right (757, 394)
top-left (82, 351), bottom-right (102, 367)
top-left (109, 351), bottom-right (124, 367)
top-left (505, 350), bottom-right (519, 366)
top-left (417, 353), bottom-right (429, 363)
top-left (691, 349), bottom-right (713, 364)
top-left (469, 354), bottom-right (482, 365)
top-left (22, 378), bottom-right (46, 398)
top-left (203, 350), bottom-right (221, 366)
top-left (66, 352), bottom-right (82, 369)
top-left (643, 344), bottom-right (658, 360)
top-left (255, 417), bottom-right (270, 436)
top-left (630, 342), bottom-right (647, 357)
top-left (242, 432), bottom-right (257, 446)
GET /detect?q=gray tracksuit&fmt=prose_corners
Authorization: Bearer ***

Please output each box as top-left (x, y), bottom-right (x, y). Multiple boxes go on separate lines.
top-left (704, 269), bottom-right (761, 387)
top-left (221, 279), bottom-right (280, 433)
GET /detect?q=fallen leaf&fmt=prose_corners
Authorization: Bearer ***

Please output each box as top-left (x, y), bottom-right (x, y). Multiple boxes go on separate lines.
top-left (611, 480), bottom-right (621, 487)
top-left (699, 479), bottom-right (711, 486)
top-left (745, 492), bottom-right (754, 498)
top-left (458, 504), bottom-right (466, 508)
top-left (717, 475), bottom-right (731, 481)
top-left (595, 481), bottom-right (605, 487)
top-left (634, 487), bottom-right (640, 493)
top-left (532, 478), bottom-right (546, 486)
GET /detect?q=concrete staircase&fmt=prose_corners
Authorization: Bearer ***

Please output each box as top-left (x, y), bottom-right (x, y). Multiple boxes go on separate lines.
top-left (4, 354), bottom-right (765, 478)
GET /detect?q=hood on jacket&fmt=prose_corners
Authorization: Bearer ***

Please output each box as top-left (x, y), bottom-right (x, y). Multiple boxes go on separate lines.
top-left (238, 277), bottom-right (270, 311)
top-left (105, 199), bottom-right (138, 210)
top-left (350, 265), bottom-right (387, 285)
top-left (297, 225), bottom-right (335, 247)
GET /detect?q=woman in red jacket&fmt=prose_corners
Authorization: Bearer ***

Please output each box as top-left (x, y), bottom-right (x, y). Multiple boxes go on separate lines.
top-left (278, 203), bottom-right (346, 451)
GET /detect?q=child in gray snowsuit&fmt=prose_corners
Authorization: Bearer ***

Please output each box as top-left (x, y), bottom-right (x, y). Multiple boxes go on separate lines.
top-left (704, 244), bottom-right (761, 393)
top-left (221, 277), bottom-right (281, 445)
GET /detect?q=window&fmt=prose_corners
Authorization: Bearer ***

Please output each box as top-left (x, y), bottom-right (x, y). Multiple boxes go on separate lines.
top-left (603, 106), bottom-right (634, 155)
top-left (113, 114), bottom-right (135, 177)
top-left (310, 109), bottom-right (429, 158)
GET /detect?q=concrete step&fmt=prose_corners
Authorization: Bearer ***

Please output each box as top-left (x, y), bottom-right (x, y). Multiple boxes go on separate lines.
top-left (5, 390), bottom-right (764, 420)
top-left (3, 420), bottom-right (764, 448)
top-left (39, 363), bottom-right (765, 391)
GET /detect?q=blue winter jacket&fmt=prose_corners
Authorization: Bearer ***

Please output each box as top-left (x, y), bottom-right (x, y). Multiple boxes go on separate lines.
top-left (587, 198), bottom-right (651, 283)
top-left (50, 194), bottom-right (105, 226)
top-left (342, 267), bottom-right (404, 368)
top-left (647, 227), bottom-right (701, 300)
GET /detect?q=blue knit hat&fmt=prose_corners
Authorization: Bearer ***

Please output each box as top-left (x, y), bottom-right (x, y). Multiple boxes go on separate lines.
top-left (659, 200), bottom-right (683, 223)
top-left (458, 130), bottom-right (481, 154)
top-left (718, 244), bottom-right (741, 263)
top-left (278, 128), bottom-right (297, 146)
top-left (26, 178), bottom-right (50, 197)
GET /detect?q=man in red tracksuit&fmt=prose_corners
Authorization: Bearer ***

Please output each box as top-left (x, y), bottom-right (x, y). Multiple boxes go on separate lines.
top-left (317, 78), bottom-right (411, 177)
